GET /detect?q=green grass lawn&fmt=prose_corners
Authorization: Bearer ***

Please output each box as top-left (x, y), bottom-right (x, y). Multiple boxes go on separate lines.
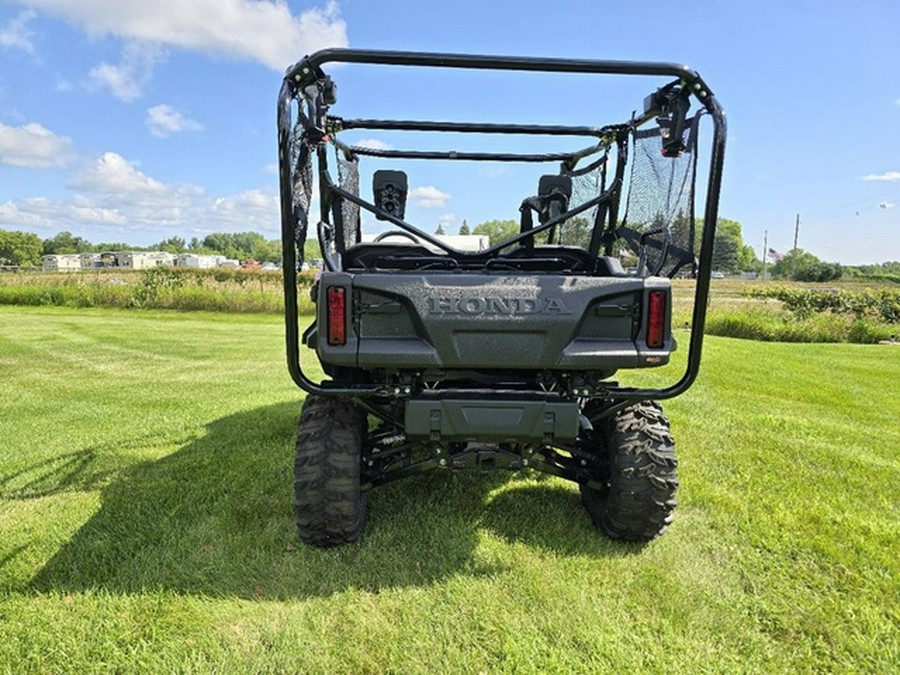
top-left (1, 306), bottom-right (897, 673)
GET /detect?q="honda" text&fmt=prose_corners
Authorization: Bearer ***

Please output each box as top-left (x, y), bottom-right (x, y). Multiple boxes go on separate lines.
top-left (427, 296), bottom-right (571, 316)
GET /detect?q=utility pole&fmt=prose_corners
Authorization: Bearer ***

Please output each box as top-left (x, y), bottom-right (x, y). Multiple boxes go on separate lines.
top-left (791, 214), bottom-right (800, 279)
top-left (762, 230), bottom-right (768, 281)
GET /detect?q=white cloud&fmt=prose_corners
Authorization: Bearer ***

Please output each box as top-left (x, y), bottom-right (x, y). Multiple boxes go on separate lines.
top-left (4, 146), bottom-right (280, 239)
top-left (0, 197), bottom-right (126, 230)
top-left (0, 10), bottom-right (36, 54)
top-left (146, 104), bottom-right (203, 137)
top-left (68, 154), bottom-right (208, 232)
top-left (861, 171), bottom-right (900, 182)
top-left (211, 189), bottom-right (280, 232)
top-left (438, 213), bottom-right (457, 226)
top-left (410, 186), bottom-right (451, 208)
top-left (0, 122), bottom-right (73, 168)
top-left (88, 41), bottom-right (165, 102)
top-left (69, 152), bottom-right (166, 194)
top-left (19, 0), bottom-right (347, 71)
top-left (0, 200), bottom-right (43, 227)
top-left (355, 139), bottom-right (392, 151)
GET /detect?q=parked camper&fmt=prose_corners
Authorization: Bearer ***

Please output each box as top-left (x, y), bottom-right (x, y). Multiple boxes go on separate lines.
top-left (118, 251), bottom-right (176, 270)
top-left (98, 252), bottom-right (118, 268)
top-left (79, 253), bottom-right (100, 268)
top-left (176, 253), bottom-right (220, 269)
top-left (42, 254), bottom-right (80, 271)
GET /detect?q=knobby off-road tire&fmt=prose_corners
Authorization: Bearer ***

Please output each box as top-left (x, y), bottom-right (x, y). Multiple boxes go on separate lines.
top-left (294, 395), bottom-right (367, 547)
top-left (580, 401), bottom-right (678, 542)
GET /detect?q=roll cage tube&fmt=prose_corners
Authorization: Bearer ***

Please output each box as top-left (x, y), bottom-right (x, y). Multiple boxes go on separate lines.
top-left (278, 49), bottom-right (726, 403)
top-left (324, 170), bottom-right (623, 261)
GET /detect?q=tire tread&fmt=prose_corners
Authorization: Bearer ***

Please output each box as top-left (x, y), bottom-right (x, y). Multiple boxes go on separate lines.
top-left (294, 395), bottom-right (366, 547)
top-left (580, 401), bottom-right (678, 542)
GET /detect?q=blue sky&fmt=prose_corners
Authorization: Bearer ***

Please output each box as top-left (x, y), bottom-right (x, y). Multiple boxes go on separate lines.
top-left (1, 0), bottom-right (898, 264)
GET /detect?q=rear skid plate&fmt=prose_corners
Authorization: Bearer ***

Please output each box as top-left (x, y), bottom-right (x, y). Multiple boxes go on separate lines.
top-left (404, 398), bottom-right (579, 443)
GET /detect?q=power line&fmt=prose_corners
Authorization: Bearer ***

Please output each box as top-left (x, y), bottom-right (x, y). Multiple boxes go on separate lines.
top-left (802, 184), bottom-right (900, 221)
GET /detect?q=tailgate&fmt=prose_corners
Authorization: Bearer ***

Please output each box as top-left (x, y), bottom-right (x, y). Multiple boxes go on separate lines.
top-left (315, 273), bottom-right (674, 370)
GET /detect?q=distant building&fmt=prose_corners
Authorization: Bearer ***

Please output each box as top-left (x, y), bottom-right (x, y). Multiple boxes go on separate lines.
top-left (118, 251), bottom-right (176, 270)
top-left (42, 254), bottom-right (81, 271)
top-left (176, 253), bottom-right (222, 269)
top-left (79, 253), bottom-right (100, 268)
top-left (435, 234), bottom-right (490, 251)
top-left (98, 252), bottom-right (119, 268)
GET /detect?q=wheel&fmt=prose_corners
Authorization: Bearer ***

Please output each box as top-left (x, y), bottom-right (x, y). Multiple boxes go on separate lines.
top-left (579, 401), bottom-right (678, 542)
top-left (294, 394), bottom-right (367, 546)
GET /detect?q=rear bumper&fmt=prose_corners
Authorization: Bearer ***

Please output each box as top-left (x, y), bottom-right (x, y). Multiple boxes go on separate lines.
top-left (405, 396), bottom-right (580, 443)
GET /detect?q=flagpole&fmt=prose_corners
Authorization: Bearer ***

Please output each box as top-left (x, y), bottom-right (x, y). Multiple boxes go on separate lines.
top-left (762, 230), bottom-right (768, 281)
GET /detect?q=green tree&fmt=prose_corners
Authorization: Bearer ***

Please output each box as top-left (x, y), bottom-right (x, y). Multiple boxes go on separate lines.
top-left (0, 228), bottom-right (43, 266)
top-left (716, 218), bottom-right (743, 241)
top-left (202, 233), bottom-right (233, 254)
top-left (738, 244), bottom-right (759, 272)
top-left (771, 248), bottom-right (841, 281)
top-left (202, 231), bottom-right (272, 261)
top-left (473, 219), bottom-right (518, 246)
top-left (458, 220), bottom-right (470, 235)
top-left (92, 242), bottom-right (132, 253)
top-left (688, 217), bottom-right (758, 272)
top-left (435, 224), bottom-right (446, 236)
top-left (669, 211), bottom-right (698, 253)
top-left (711, 231), bottom-right (740, 273)
top-left (155, 236), bottom-right (187, 253)
top-left (303, 239), bottom-right (320, 263)
top-left (232, 232), bottom-right (267, 257)
top-left (557, 216), bottom-right (591, 248)
top-left (799, 261), bottom-right (842, 282)
top-left (42, 231), bottom-right (90, 255)
top-left (250, 239), bottom-right (281, 263)
top-left (848, 261), bottom-right (900, 279)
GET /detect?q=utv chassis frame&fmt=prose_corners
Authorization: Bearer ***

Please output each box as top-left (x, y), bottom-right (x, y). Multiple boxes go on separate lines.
top-left (278, 49), bottom-right (726, 544)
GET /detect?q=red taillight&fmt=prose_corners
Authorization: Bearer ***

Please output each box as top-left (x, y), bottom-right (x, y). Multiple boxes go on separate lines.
top-left (326, 286), bottom-right (347, 346)
top-left (646, 290), bottom-right (666, 349)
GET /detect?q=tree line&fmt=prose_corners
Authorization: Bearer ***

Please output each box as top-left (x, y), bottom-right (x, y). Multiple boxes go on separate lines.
top-left (1, 221), bottom-right (880, 282)
top-left (0, 228), bottom-right (282, 267)
top-left (433, 216), bottom-right (858, 281)
top-left (435, 216), bottom-right (761, 273)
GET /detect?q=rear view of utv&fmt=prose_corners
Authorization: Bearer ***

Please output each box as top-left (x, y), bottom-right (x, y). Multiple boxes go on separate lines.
top-left (278, 50), bottom-right (726, 546)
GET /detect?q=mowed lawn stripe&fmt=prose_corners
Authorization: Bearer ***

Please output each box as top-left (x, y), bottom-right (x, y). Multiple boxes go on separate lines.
top-left (0, 306), bottom-right (897, 673)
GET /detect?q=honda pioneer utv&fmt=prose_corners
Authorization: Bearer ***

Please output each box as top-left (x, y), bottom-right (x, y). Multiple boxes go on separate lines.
top-left (277, 50), bottom-right (726, 546)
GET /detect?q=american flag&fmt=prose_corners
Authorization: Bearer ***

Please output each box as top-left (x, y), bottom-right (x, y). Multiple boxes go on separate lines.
top-left (767, 247), bottom-right (785, 262)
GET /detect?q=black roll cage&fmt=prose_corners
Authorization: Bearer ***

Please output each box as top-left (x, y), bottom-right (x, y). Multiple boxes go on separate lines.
top-left (278, 49), bottom-right (727, 412)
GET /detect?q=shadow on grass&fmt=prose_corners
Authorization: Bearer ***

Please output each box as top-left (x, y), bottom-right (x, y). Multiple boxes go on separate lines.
top-left (31, 402), bottom-right (631, 600)
top-left (481, 482), bottom-right (648, 557)
top-left (0, 438), bottom-right (158, 500)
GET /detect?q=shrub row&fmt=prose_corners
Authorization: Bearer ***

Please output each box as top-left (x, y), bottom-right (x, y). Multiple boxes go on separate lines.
top-left (0, 267), bottom-right (315, 314)
top-left (705, 308), bottom-right (896, 344)
top-left (747, 286), bottom-right (900, 323)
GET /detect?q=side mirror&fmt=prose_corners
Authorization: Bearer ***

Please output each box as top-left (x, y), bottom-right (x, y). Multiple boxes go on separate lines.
top-left (644, 84), bottom-right (691, 157)
top-left (538, 174), bottom-right (572, 224)
top-left (373, 170), bottom-right (408, 221)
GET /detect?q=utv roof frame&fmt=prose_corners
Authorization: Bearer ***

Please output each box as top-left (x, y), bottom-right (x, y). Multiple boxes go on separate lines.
top-left (277, 49), bottom-right (726, 412)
